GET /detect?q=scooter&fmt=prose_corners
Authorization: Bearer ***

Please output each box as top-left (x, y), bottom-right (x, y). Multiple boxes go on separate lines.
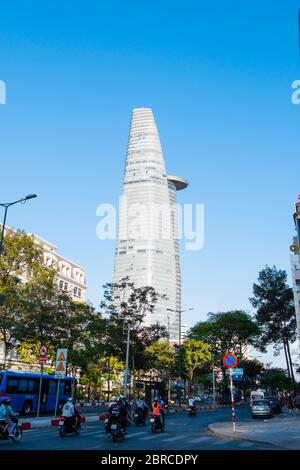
top-left (188, 406), bottom-right (196, 417)
top-left (0, 417), bottom-right (23, 443)
top-left (59, 415), bottom-right (81, 437)
top-left (133, 408), bottom-right (146, 426)
top-left (150, 414), bottom-right (164, 433)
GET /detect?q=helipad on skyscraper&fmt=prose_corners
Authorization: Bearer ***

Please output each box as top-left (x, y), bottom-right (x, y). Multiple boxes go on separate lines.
top-left (113, 108), bottom-right (188, 342)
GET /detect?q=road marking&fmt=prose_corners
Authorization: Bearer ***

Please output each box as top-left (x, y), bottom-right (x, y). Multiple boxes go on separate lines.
top-left (140, 434), bottom-right (168, 441)
top-left (211, 439), bottom-right (230, 446)
top-left (162, 435), bottom-right (186, 443)
top-left (188, 436), bottom-right (213, 444)
top-left (126, 431), bottom-right (148, 439)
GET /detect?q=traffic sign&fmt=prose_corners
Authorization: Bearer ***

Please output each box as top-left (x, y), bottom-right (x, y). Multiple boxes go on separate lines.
top-left (54, 348), bottom-right (68, 378)
top-left (39, 345), bottom-right (48, 357)
top-left (226, 368), bottom-right (243, 376)
top-left (222, 353), bottom-right (238, 369)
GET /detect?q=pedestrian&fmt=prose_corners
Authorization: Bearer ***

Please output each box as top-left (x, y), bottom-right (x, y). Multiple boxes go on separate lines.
top-left (288, 393), bottom-right (297, 416)
top-left (293, 392), bottom-right (300, 416)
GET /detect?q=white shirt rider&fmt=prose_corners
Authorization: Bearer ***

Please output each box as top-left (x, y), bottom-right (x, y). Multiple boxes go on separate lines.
top-left (62, 400), bottom-right (75, 418)
top-left (189, 398), bottom-right (195, 407)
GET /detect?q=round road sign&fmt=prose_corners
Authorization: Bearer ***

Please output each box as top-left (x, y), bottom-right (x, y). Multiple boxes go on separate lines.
top-left (222, 353), bottom-right (238, 369)
top-left (40, 345), bottom-right (48, 357)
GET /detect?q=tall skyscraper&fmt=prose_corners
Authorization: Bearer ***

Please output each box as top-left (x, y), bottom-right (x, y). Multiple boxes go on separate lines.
top-left (113, 108), bottom-right (188, 342)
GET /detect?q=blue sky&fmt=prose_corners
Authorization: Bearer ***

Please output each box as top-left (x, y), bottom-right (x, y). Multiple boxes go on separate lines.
top-left (1, 0), bottom-right (300, 366)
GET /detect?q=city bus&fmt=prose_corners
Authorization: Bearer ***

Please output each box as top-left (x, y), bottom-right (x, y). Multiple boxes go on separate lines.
top-left (0, 370), bottom-right (76, 415)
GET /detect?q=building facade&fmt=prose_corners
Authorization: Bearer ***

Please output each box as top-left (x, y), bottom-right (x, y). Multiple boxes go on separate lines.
top-left (290, 201), bottom-right (300, 354)
top-left (112, 108), bottom-right (188, 342)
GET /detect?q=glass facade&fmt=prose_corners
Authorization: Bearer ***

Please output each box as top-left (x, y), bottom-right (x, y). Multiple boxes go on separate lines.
top-left (113, 108), bottom-right (188, 342)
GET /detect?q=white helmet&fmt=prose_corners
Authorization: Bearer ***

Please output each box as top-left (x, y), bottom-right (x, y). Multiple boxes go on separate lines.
top-left (67, 397), bottom-right (74, 402)
top-left (111, 396), bottom-right (117, 401)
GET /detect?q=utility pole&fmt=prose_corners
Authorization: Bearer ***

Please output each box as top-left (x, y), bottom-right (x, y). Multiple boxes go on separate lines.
top-left (212, 352), bottom-right (216, 408)
top-left (123, 323), bottom-right (130, 399)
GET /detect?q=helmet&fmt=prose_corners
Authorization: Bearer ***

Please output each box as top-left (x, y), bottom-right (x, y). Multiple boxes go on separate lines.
top-left (111, 396), bottom-right (117, 402)
top-left (154, 396), bottom-right (159, 401)
top-left (67, 397), bottom-right (74, 402)
top-left (4, 396), bottom-right (11, 403)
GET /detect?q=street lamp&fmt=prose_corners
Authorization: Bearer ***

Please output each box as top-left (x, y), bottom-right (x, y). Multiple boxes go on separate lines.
top-left (0, 194), bottom-right (37, 257)
top-left (166, 307), bottom-right (194, 406)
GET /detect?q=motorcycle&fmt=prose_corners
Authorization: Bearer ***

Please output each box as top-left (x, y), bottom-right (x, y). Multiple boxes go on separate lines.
top-left (0, 417), bottom-right (23, 443)
top-left (133, 408), bottom-right (146, 426)
top-left (188, 406), bottom-right (196, 417)
top-left (59, 415), bottom-right (81, 437)
top-left (150, 414), bottom-right (164, 433)
top-left (106, 410), bottom-right (125, 442)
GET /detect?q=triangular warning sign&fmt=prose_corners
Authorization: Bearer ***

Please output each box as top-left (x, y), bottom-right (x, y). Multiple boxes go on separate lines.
top-left (56, 362), bottom-right (65, 371)
top-left (57, 352), bottom-right (65, 361)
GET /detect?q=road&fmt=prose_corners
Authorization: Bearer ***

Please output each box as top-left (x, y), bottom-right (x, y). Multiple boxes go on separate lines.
top-left (1, 405), bottom-right (280, 450)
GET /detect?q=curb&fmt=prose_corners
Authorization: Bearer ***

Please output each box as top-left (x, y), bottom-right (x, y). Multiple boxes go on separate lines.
top-left (207, 424), bottom-right (278, 448)
top-left (20, 414), bottom-right (99, 430)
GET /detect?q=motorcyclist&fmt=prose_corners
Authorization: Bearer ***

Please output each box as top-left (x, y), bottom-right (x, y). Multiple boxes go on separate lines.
top-left (62, 397), bottom-right (80, 428)
top-left (108, 396), bottom-right (127, 434)
top-left (0, 397), bottom-right (9, 435)
top-left (188, 396), bottom-right (196, 414)
top-left (158, 396), bottom-right (166, 426)
top-left (152, 397), bottom-right (163, 428)
top-left (3, 397), bottom-right (18, 436)
top-left (136, 397), bottom-right (148, 420)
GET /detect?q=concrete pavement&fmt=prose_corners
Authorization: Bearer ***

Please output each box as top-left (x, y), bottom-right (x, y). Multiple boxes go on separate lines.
top-left (208, 413), bottom-right (300, 449)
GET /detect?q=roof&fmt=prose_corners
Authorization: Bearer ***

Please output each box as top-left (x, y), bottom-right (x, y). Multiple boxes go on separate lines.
top-left (167, 175), bottom-right (189, 191)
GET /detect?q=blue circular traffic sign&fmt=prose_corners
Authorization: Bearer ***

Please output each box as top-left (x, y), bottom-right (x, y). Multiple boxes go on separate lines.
top-left (222, 353), bottom-right (238, 368)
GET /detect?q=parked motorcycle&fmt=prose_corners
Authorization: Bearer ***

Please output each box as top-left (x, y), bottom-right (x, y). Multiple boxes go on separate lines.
top-left (188, 406), bottom-right (196, 417)
top-left (150, 414), bottom-right (164, 433)
top-left (0, 417), bottom-right (23, 443)
top-left (133, 408), bottom-right (146, 426)
top-left (59, 415), bottom-right (81, 437)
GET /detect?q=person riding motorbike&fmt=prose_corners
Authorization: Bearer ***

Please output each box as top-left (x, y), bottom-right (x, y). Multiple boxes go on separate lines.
top-left (152, 398), bottom-right (163, 429)
top-left (62, 397), bottom-right (80, 428)
top-left (0, 397), bottom-right (9, 435)
top-left (188, 396), bottom-right (196, 415)
top-left (136, 397), bottom-right (148, 420)
top-left (1, 397), bottom-right (17, 437)
top-left (157, 396), bottom-right (166, 426)
top-left (108, 396), bottom-right (127, 434)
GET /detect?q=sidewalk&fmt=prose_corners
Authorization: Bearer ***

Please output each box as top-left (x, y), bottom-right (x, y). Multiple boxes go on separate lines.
top-left (208, 414), bottom-right (300, 449)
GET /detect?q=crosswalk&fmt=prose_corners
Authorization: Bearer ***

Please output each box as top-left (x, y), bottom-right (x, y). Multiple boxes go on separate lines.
top-left (20, 425), bottom-right (272, 450)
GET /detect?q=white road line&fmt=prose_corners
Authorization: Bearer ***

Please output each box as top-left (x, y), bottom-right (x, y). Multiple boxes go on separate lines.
top-left (188, 436), bottom-right (213, 444)
top-left (239, 442), bottom-right (254, 447)
top-left (162, 435), bottom-right (186, 443)
top-left (211, 439), bottom-right (230, 446)
top-left (140, 434), bottom-right (168, 441)
top-left (126, 431), bottom-right (148, 439)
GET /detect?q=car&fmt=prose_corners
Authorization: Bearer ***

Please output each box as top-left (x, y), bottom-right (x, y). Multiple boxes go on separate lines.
top-left (265, 397), bottom-right (282, 414)
top-left (251, 399), bottom-right (273, 419)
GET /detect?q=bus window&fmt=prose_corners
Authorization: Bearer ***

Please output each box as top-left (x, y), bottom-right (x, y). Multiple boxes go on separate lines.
top-left (48, 380), bottom-right (57, 395)
top-left (0, 373), bottom-right (3, 386)
top-left (7, 377), bottom-right (19, 394)
top-left (28, 379), bottom-right (37, 393)
top-left (64, 381), bottom-right (71, 395)
top-left (18, 379), bottom-right (28, 393)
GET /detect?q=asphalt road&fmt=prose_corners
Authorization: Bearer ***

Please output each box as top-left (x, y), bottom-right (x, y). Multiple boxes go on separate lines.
top-left (1, 405), bottom-right (280, 450)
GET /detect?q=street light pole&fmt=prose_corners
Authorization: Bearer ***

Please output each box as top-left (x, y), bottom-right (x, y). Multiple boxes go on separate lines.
top-left (167, 307), bottom-right (194, 407)
top-left (212, 352), bottom-right (216, 408)
top-left (0, 194), bottom-right (37, 258)
top-left (123, 323), bottom-right (130, 399)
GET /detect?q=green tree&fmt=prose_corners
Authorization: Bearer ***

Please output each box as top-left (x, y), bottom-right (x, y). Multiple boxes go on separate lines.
top-left (181, 339), bottom-right (211, 394)
top-left (0, 230), bottom-right (44, 368)
top-left (250, 266), bottom-right (297, 388)
top-left (145, 340), bottom-right (176, 400)
top-left (189, 310), bottom-right (260, 380)
top-left (260, 368), bottom-right (292, 393)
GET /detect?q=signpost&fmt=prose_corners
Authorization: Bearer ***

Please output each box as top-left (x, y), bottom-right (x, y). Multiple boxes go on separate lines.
top-left (223, 353), bottom-right (238, 432)
top-left (37, 345), bottom-right (48, 418)
top-left (54, 348), bottom-right (68, 417)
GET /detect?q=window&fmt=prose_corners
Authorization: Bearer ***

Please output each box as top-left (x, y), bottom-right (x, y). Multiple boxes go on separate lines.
top-left (64, 381), bottom-right (71, 395)
top-left (59, 280), bottom-right (63, 289)
top-left (18, 379), bottom-right (28, 392)
top-left (48, 380), bottom-right (57, 395)
top-left (74, 287), bottom-right (78, 296)
top-left (78, 289), bottom-right (81, 297)
top-left (28, 380), bottom-right (37, 393)
top-left (7, 378), bottom-right (18, 394)
top-left (64, 282), bottom-right (68, 291)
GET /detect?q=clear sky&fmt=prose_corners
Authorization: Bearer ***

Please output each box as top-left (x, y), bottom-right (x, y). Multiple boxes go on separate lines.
top-left (1, 0), bottom-right (299, 367)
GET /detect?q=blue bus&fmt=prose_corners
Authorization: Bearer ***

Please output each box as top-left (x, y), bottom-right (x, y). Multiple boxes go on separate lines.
top-left (0, 370), bottom-right (76, 415)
